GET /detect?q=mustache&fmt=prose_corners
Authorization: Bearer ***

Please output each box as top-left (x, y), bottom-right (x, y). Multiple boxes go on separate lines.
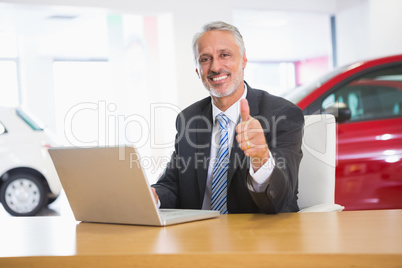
top-left (207, 70), bottom-right (230, 79)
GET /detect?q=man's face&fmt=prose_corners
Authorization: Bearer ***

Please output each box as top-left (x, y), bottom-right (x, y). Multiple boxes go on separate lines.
top-left (195, 30), bottom-right (247, 98)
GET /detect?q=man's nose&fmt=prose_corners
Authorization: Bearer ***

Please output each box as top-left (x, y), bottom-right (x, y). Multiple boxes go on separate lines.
top-left (210, 58), bottom-right (223, 73)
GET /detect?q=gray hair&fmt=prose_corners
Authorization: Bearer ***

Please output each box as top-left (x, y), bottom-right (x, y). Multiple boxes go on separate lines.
top-left (192, 21), bottom-right (245, 65)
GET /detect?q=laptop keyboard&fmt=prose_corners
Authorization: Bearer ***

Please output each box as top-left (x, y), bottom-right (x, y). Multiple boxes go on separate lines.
top-left (159, 209), bottom-right (211, 220)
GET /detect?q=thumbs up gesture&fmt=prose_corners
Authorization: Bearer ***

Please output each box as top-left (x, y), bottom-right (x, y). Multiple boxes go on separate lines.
top-left (236, 99), bottom-right (270, 172)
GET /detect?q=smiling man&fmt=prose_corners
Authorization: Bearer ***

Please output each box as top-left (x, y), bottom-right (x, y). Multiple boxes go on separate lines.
top-left (152, 21), bottom-right (304, 214)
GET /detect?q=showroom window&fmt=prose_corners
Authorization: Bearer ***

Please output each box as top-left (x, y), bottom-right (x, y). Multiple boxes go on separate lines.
top-left (0, 32), bottom-right (19, 107)
top-left (0, 60), bottom-right (19, 107)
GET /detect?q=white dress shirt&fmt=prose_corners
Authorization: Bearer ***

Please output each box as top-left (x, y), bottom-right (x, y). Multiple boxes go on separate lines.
top-left (202, 85), bottom-right (275, 210)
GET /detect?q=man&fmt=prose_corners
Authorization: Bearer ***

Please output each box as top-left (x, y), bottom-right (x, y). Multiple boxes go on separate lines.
top-left (152, 21), bottom-right (304, 214)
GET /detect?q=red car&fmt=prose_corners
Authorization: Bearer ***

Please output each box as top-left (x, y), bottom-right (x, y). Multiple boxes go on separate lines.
top-left (283, 54), bottom-right (402, 210)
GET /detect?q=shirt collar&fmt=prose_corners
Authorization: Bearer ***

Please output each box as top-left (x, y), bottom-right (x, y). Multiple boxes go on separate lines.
top-left (212, 83), bottom-right (248, 124)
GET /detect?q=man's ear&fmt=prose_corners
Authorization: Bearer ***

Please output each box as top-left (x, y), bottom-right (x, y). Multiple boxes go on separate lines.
top-left (196, 68), bottom-right (200, 78)
top-left (242, 52), bottom-right (248, 69)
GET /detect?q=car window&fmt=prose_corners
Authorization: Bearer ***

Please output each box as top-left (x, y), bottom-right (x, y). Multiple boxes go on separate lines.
top-left (377, 86), bottom-right (402, 117)
top-left (0, 121), bottom-right (6, 135)
top-left (321, 64), bottom-right (402, 122)
top-left (281, 64), bottom-right (349, 104)
top-left (16, 109), bottom-right (44, 131)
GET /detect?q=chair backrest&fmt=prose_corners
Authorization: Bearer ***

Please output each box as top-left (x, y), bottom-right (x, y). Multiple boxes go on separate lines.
top-left (297, 114), bottom-right (336, 209)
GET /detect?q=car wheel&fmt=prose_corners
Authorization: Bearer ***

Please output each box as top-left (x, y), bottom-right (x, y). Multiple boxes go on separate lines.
top-left (47, 195), bottom-right (59, 205)
top-left (0, 173), bottom-right (48, 216)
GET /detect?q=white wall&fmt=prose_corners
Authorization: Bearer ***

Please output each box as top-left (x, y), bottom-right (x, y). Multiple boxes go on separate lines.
top-left (231, 0), bottom-right (336, 12)
top-left (368, 0), bottom-right (402, 59)
top-left (335, 0), bottom-right (370, 65)
top-left (336, 0), bottom-right (402, 66)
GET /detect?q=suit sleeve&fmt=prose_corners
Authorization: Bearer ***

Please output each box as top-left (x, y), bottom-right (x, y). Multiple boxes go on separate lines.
top-left (151, 116), bottom-right (182, 208)
top-left (248, 104), bottom-right (304, 213)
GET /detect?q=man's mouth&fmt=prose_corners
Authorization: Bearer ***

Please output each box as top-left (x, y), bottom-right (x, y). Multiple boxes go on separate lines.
top-left (209, 73), bottom-right (230, 83)
top-left (212, 75), bottom-right (228, 81)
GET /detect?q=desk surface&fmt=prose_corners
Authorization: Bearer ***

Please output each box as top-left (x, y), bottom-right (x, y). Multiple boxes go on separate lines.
top-left (1, 210), bottom-right (402, 267)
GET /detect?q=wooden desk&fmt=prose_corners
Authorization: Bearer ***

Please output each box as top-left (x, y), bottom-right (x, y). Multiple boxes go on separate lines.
top-left (1, 210), bottom-right (402, 267)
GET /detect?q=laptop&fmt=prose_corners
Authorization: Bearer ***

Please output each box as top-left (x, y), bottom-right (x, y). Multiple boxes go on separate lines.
top-left (48, 146), bottom-right (220, 226)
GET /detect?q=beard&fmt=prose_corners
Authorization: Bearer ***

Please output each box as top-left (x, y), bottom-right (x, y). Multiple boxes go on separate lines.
top-left (204, 64), bottom-right (244, 98)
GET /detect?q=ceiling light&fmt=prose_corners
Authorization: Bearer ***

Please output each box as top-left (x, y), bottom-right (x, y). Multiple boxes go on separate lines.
top-left (47, 15), bottom-right (78, 20)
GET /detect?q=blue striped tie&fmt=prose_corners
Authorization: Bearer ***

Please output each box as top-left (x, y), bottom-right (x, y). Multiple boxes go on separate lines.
top-left (211, 113), bottom-right (229, 214)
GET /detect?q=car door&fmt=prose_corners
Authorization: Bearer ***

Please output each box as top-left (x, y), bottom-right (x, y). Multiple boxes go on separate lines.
top-left (319, 66), bottom-right (402, 210)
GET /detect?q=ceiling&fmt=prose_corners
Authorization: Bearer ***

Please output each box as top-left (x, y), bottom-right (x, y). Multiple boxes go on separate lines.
top-left (0, 3), bottom-right (109, 58)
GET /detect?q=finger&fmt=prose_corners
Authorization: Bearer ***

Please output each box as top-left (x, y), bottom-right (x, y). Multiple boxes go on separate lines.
top-left (236, 131), bottom-right (257, 143)
top-left (239, 138), bottom-right (259, 151)
top-left (151, 187), bottom-right (159, 204)
top-left (240, 98), bottom-right (250, 122)
top-left (236, 118), bottom-right (261, 137)
top-left (242, 145), bottom-right (269, 159)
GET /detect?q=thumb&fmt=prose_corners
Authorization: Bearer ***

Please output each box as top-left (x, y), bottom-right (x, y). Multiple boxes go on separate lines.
top-left (240, 98), bottom-right (250, 122)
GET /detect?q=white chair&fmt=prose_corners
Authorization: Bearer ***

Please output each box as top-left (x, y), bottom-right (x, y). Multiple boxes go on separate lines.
top-left (297, 114), bottom-right (345, 213)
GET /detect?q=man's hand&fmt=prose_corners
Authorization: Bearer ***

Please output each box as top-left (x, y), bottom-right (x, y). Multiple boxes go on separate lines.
top-left (151, 187), bottom-right (159, 204)
top-left (236, 99), bottom-right (270, 172)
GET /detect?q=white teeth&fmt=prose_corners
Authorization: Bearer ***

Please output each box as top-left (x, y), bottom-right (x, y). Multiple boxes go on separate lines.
top-left (212, 75), bottom-right (227, 81)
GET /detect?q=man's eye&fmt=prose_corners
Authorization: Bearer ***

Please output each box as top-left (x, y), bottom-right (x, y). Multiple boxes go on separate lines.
top-left (200, 57), bottom-right (209, 63)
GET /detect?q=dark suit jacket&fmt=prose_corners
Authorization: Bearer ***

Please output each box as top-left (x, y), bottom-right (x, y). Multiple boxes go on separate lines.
top-left (152, 82), bottom-right (304, 213)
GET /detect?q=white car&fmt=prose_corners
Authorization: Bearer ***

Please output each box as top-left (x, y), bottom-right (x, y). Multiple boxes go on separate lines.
top-left (0, 107), bottom-right (62, 216)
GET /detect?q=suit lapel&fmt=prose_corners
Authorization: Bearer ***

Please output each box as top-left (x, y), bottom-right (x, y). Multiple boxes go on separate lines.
top-left (245, 83), bottom-right (261, 117)
top-left (196, 103), bottom-right (213, 199)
